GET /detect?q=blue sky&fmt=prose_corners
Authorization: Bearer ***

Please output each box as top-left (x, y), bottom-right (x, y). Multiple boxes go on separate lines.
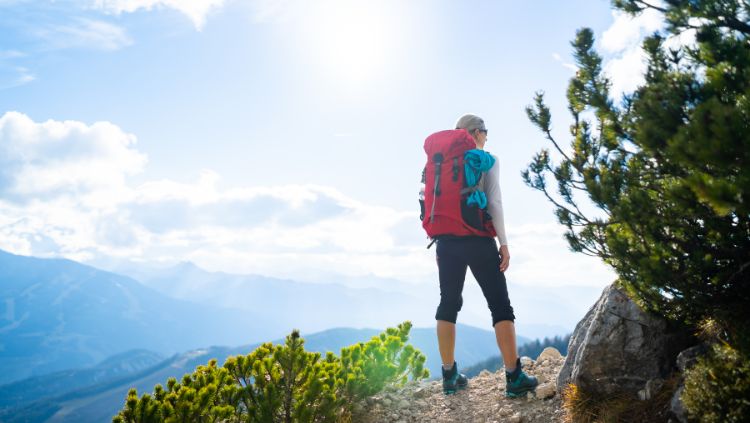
top-left (0, 0), bottom-right (671, 291)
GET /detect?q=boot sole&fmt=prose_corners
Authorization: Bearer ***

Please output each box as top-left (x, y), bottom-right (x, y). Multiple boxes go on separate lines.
top-left (443, 384), bottom-right (468, 395)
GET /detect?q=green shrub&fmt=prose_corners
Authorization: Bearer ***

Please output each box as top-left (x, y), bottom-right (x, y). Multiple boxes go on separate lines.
top-left (112, 321), bottom-right (428, 423)
top-left (682, 343), bottom-right (750, 423)
top-left (338, 321), bottom-right (429, 402)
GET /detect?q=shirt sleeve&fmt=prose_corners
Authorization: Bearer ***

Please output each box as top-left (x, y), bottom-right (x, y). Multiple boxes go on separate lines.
top-left (483, 154), bottom-right (508, 246)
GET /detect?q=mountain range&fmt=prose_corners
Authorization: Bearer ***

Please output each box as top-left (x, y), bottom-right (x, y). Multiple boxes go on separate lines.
top-left (0, 249), bottom-right (284, 385)
top-left (104, 257), bottom-right (599, 340)
top-left (112, 260), bottom-right (431, 335)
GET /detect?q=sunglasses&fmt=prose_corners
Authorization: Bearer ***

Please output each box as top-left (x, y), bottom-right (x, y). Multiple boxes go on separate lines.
top-left (477, 129), bottom-right (488, 134)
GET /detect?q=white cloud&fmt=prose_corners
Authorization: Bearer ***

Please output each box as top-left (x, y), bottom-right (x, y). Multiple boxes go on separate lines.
top-left (248, 0), bottom-right (299, 23)
top-left (14, 67), bottom-right (34, 83)
top-left (0, 112), bottom-right (617, 288)
top-left (0, 111), bottom-right (146, 203)
top-left (508, 223), bottom-right (617, 288)
top-left (0, 66), bottom-right (35, 90)
top-left (599, 9), bottom-right (664, 97)
top-left (0, 111), bottom-right (424, 278)
top-left (92, 0), bottom-right (226, 30)
top-left (0, 50), bottom-right (26, 60)
top-left (1, 50), bottom-right (34, 89)
top-left (552, 52), bottom-right (577, 72)
top-left (33, 17), bottom-right (133, 51)
top-left (598, 7), bottom-right (697, 98)
top-left (600, 9), bottom-right (663, 54)
top-left (603, 45), bottom-right (650, 97)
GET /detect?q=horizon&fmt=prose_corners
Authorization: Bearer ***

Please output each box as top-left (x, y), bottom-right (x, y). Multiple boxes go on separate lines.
top-left (0, 245), bottom-right (595, 339)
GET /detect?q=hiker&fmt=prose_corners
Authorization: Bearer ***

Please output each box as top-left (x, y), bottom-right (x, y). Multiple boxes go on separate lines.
top-left (420, 114), bottom-right (538, 398)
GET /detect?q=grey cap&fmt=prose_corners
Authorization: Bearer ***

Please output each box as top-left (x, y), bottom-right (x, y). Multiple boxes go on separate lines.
top-left (455, 114), bottom-right (486, 132)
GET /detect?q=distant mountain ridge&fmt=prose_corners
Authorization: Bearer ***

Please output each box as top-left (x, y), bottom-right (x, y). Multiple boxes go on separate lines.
top-left (106, 258), bottom-right (588, 340)
top-left (0, 349), bottom-right (164, 409)
top-left (111, 260), bottom-right (434, 335)
top-left (0, 249), bottom-right (285, 385)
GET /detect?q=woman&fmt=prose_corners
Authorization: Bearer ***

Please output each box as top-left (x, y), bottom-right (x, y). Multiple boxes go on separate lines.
top-left (434, 114), bottom-right (538, 398)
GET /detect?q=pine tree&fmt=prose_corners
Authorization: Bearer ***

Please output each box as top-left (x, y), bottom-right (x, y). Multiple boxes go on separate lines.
top-left (525, 2), bottom-right (750, 419)
top-left (220, 330), bottom-right (340, 422)
top-left (524, 0), bottom-right (750, 353)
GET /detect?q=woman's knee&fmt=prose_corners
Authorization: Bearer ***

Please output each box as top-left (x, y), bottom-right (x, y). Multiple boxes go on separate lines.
top-left (435, 296), bottom-right (463, 322)
top-left (490, 305), bottom-right (515, 326)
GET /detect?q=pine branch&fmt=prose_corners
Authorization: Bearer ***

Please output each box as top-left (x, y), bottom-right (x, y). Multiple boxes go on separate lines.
top-left (537, 179), bottom-right (603, 233)
top-left (544, 128), bottom-right (574, 166)
top-left (632, 0), bottom-right (668, 13)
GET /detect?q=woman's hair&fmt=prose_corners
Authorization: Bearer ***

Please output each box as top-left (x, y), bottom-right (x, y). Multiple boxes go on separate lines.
top-left (455, 114), bottom-right (486, 133)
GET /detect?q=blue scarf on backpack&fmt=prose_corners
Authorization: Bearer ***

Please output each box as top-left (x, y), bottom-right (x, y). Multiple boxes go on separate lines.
top-left (464, 149), bottom-right (495, 209)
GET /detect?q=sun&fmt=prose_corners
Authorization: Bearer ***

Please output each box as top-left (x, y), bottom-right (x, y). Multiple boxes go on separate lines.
top-left (296, 0), bottom-right (399, 86)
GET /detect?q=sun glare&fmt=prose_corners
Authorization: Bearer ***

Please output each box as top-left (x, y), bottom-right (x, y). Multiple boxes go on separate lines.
top-left (297, 0), bottom-right (399, 86)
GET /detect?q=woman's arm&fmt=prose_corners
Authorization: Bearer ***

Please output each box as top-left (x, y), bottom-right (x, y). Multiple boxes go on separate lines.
top-left (485, 156), bottom-right (508, 245)
top-left (485, 156), bottom-right (510, 272)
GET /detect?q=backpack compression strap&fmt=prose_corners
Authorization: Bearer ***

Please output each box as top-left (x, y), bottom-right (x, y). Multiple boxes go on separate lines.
top-left (429, 153), bottom-right (444, 224)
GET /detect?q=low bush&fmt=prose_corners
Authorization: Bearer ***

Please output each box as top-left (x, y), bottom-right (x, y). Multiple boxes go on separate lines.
top-left (682, 343), bottom-right (750, 423)
top-left (112, 321), bottom-right (429, 423)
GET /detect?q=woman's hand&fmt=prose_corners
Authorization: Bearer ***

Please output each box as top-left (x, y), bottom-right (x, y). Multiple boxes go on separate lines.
top-left (499, 244), bottom-right (510, 272)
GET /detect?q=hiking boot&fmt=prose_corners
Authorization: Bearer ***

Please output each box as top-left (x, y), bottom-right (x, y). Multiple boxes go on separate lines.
top-left (442, 361), bottom-right (468, 395)
top-left (505, 357), bottom-right (538, 398)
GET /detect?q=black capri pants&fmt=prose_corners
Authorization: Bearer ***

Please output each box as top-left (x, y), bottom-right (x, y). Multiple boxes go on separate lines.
top-left (435, 236), bottom-right (515, 326)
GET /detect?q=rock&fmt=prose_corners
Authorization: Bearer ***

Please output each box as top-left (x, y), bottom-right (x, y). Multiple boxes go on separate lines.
top-left (637, 377), bottom-right (664, 401)
top-left (353, 402), bottom-right (366, 415)
top-left (397, 399), bottom-right (409, 409)
top-left (557, 283), bottom-right (692, 397)
top-left (666, 344), bottom-right (707, 423)
top-left (381, 398), bottom-right (392, 407)
top-left (536, 382), bottom-right (556, 399)
top-left (508, 412), bottom-right (522, 423)
top-left (412, 386), bottom-right (428, 399)
top-left (479, 369), bottom-right (491, 377)
top-left (520, 356), bottom-right (533, 367)
top-left (670, 385), bottom-right (688, 423)
top-left (676, 343), bottom-right (709, 372)
top-left (537, 347), bottom-right (562, 362)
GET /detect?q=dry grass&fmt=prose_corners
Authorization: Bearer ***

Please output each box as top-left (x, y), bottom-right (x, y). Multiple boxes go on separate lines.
top-left (561, 374), bottom-right (681, 423)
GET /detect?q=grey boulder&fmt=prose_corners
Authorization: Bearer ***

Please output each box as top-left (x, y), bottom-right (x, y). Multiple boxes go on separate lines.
top-left (557, 283), bottom-right (692, 397)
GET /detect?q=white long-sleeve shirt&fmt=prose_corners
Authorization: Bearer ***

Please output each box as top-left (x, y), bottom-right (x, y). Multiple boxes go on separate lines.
top-left (481, 153), bottom-right (508, 246)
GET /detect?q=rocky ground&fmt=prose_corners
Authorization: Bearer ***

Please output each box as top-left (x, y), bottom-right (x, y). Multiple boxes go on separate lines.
top-left (354, 347), bottom-right (567, 423)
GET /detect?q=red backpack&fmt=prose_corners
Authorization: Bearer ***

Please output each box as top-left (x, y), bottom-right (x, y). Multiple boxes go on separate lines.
top-left (420, 129), bottom-right (496, 241)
